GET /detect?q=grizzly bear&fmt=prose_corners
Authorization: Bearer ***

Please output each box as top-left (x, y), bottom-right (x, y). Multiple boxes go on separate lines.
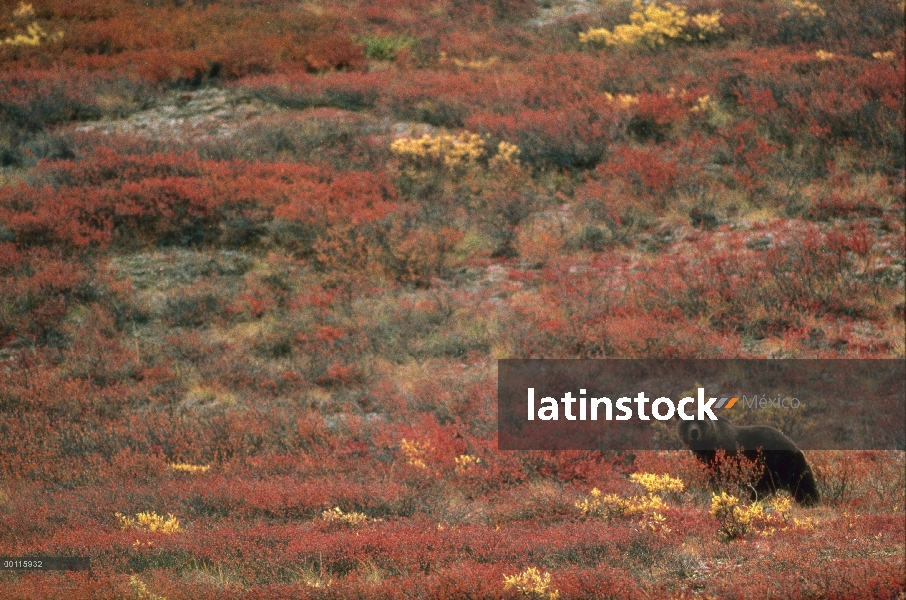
top-left (677, 417), bottom-right (820, 506)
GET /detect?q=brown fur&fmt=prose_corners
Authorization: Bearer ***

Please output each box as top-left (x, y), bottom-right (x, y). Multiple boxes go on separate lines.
top-left (677, 417), bottom-right (819, 506)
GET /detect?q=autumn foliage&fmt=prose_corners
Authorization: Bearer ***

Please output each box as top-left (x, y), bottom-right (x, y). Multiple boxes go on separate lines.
top-left (0, 0), bottom-right (903, 597)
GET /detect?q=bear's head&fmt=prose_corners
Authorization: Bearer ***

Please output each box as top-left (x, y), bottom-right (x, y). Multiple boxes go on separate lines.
top-left (676, 418), bottom-right (718, 450)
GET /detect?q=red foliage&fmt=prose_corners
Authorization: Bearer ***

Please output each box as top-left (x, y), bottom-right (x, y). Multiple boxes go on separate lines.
top-left (0, 0), bottom-right (903, 597)
top-left (467, 100), bottom-right (628, 168)
top-left (1, 150), bottom-right (397, 253)
top-left (1, 2), bottom-right (365, 82)
top-left (607, 145), bottom-right (682, 199)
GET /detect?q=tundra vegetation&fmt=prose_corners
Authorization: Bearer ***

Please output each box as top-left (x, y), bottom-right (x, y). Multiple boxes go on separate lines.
top-left (0, 0), bottom-right (903, 597)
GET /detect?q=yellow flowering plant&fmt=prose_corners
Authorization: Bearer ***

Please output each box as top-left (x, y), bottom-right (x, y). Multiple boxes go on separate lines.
top-left (117, 511), bottom-right (182, 534)
top-left (169, 463), bottom-right (210, 474)
top-left (399, 438), bottom-right (431, 468)
top-left (503, 567), bottom-right (560, 599)
top-left (579, 0), bottom-right (723, 49)
top-left (1, 3), bottom-right (63, 47)
top-left (391, 131), bottom-right (520, 172)
top-left (321, 506), bottom-right (369, 527)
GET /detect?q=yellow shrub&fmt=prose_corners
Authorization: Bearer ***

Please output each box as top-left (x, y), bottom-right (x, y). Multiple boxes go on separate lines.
top-left (579, 0), bottom-right (722, 49)
top-left (130, 576), bottom-right (167, 600)
top-left (711, 491), bottom-right (815, 539)
top-left (490, 141), bottom-right (521, 167)
top-left (603, 92), bottom-right (639, 108)
top-left (575, 487), bottom-right (669, 518)
top-left (769, 494), bottom-right (792, 522)
top-left (400, 438), bottom-right (431, 468)
top-left (391, 132), bottom-right (486, 170)
top-left (321, 507), bottom-right (369, 527)
top-left (792, 0), bottom-right (826, 19)
top-left (503, 567), bottom-right (560, 600)
top-left (630, 472), bottom-right (685, 494)
top-left (576, 475), bottom-right (679, 531)
top-left (391, 131), bottom-right (520, 171)
top-left (638, 511), bottom-right (669, 532)
top-left (2, 22), bottom-right (46, 46)
top-left (169, 463), bottom-right (210, 474)
top-left (710, 492), bottom-right (757, 539)
top-left (453, 56), bottom-right (499, 70)
top-left (624, 494), bottom-right (670, 516)
top-left (689, 95), bottom-right (717, 114)
top-left (575, 487), bottom-right (604, 515)
top-left (2, 3), bottom-right (63, 47)
top-left (454, 454), bottom-right (481, 474)
top-left (117, 511), bottom-right (182, 534)
top-left (691, 11), bottom-right (724, 39)
top-left (12, 2), bottom-right (34, 18)
top-left (439, 52), bottom-right (500, 70)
